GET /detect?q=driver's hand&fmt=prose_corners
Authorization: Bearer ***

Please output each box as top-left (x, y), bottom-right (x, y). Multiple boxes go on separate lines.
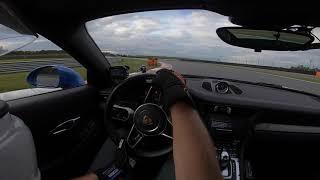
top-left (152, 69), bottom-right (194, 111)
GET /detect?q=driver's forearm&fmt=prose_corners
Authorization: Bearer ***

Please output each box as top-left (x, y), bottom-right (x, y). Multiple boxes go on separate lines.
top-left (171, 102), bottom-right (223, 180)
top-left (72, 173), bottom-right (98, 180)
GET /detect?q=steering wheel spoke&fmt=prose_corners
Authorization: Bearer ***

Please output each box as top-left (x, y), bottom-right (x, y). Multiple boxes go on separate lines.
top-left (127, 124), bottom-right (144, 148)
top-left (160, 132), bottom-right (173, 140)
top-left (144, 86), bottom-right (153, 103)
top-left (160, 118), bottom-right (173, 140)
top-left (112, 104), bottom-right (134, 122)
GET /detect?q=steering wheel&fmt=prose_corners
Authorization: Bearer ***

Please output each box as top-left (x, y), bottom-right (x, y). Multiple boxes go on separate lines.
top-left (105, 73), bottom-right (173, 158)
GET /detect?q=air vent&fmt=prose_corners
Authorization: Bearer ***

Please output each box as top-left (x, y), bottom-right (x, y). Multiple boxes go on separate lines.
top-left (229, 85), bottom-right (243, 94)
top-left (202, 81), bottom-right (212, 91)
top-left (215, 82), bottom-right (229, 94)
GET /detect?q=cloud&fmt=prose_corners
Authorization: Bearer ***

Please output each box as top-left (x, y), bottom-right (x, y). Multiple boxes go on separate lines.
top-left (85, 10), bottom-right (242, 57)
top-left (9, 9), bottom-right (320, 68)
top-left (85, 10), bottom-right (320, 68)
top-left (86, 10), bottom-right (235, 56)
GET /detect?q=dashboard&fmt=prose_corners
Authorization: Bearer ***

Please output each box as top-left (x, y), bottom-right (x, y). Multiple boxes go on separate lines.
top-left (186, 76), bottom-right (320, 133)
top-left (184, 76), bottom-right (320, 180)
top-left (110, 74), bottom-right (320, 180)
top-left (187, 76), bottom-right (320, 113)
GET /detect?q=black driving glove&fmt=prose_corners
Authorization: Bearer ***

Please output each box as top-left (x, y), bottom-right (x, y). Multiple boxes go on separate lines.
top-left (152, 69), bottom-right (194, 111)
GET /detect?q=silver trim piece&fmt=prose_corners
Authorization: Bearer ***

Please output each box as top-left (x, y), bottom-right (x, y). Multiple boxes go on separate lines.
top-left (161, 133), bottom-right (173, 139)
top-left (233, 158), bottom-right (240, 180)
top-left (215, 81), bottom-right (229, 94)
top-left (112, 104), bottom-right (134, 122)
top-left (144, 86), bottom-right (153, 103)
top-left (49, 116), bottom-right (80, 136)
top-left (126, 124), bottom-right (144, 148)
top-left (223, 158), bottom-right (240, 180)
top-left (143, 117), bottom-right (160, 133)
top-left (255, 123), bottom-right (320, 133)
top-left (216, 128), bottom-right (232, 132)
top-left (118, 139), bottom-right (124, 149)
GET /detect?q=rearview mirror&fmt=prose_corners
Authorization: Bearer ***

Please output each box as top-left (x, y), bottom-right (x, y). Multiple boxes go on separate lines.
top-left (216, 27), bottom-right (315, 51)
top-left (27, 65), bottom-right (85, 89)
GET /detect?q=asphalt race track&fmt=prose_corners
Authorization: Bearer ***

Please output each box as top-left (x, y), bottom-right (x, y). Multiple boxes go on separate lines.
top-left (161, 59), bottom-right (320, 95)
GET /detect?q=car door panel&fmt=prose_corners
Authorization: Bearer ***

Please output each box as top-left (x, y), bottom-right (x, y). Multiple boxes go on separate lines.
top-left (8, 85), bottom-right (107, 179)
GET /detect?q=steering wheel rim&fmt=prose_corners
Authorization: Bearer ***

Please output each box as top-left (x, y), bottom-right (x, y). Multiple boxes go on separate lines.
top-left (105, 73), bottom-right (173, 158)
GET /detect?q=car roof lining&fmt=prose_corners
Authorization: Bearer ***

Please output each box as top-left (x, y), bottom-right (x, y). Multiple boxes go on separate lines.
top-left (7, 0), bottom-right (320, 29)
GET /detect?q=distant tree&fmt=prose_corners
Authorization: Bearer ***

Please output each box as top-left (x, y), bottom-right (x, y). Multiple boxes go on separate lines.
top-left (7, 50), bottom-right (66, 55)
top-left (290, 65), bottom-right (316, 74)
top-left (0, 46), bottom-right (6, 54)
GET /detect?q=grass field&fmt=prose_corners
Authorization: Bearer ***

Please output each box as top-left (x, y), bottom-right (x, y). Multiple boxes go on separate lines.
top-left (112, 58), bottom-right (147, 73)
top-left (73, 67), bottom-right (87, 80)
top-left (0, 72), bottom-right (30, 92)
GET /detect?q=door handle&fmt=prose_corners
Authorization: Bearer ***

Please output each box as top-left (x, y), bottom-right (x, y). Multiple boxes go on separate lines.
top-left (49, 117), bottom-right (80, 136)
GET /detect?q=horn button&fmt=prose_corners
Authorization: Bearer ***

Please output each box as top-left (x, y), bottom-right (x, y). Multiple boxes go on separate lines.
top-left (134, 103), bottom-right (167, 136)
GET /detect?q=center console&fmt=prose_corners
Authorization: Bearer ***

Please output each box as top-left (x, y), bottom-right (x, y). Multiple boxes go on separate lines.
top-left (202, 105), bottom-right (245, 180)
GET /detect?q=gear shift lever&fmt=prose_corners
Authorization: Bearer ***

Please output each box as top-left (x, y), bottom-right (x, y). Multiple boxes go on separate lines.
top-left (220, 149), bottom-right (231, 170)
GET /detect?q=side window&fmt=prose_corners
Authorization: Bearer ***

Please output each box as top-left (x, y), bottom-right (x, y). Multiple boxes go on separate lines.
top-left (0, 5), bottom-right (86, 101)
top-left (0, 36), bottom-right (87, 101)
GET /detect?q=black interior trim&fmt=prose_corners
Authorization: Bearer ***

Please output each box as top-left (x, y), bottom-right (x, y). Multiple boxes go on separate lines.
top-left (8, 85), bottom-right (97, 115)
top-left (7, 85), bottom-right (107, 179)
top-left (0, 100), bottom-right (8, 118)
top-left (255, 123), bottom-right (320, 133)
top-left (7, 85), bottom-right (99, 138)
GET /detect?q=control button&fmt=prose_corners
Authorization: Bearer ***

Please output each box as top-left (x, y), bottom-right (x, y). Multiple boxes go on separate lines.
top-left (213, 105), bottom-right (232, 114)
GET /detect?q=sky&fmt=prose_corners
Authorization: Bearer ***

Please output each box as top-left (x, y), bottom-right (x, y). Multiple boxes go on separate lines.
top-left (4, 9), bottom-right (320, 68)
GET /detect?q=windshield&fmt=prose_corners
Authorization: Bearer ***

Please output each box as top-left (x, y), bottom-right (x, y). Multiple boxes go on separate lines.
top-left (86, 10), bottom-right (320, 95)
